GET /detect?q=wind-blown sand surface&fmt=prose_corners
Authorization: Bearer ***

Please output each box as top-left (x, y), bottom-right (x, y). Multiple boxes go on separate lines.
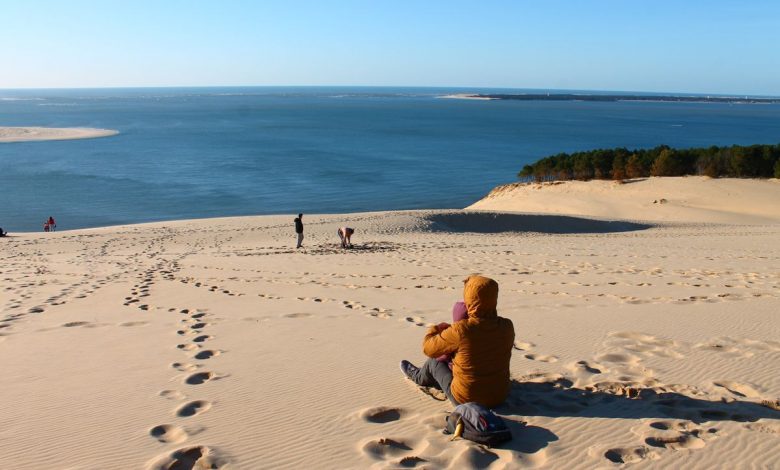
top-left (1, 179), bottom-right (779, 469)
top-left (0, 126), bottom-right (118, 143)
top-left (469, 176), bottom-right (780, 224)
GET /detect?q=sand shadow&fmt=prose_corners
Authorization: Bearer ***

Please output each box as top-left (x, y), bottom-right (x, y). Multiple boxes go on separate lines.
top-left (496, 378), bottom-right (780, 424)
top-left (425, 212), bottom-right (652, 234)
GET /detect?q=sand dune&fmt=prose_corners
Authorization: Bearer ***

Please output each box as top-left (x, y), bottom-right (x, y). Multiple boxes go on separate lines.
top-left (0, 126), bottom-right (118, 143)
top-left (468, 177), bottom-right (780, 224)
top-left (1, 206), bottom-right (779, 468)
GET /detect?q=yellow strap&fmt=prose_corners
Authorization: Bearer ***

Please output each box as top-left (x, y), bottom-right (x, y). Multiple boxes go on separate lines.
top-left (450, 419), bottom-right (464, 441)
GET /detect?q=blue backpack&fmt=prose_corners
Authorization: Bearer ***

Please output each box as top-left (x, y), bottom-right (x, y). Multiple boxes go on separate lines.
top-left (444, 402), bottom-right (512, 447)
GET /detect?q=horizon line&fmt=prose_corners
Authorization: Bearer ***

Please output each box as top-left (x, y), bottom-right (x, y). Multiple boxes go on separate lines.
top-left (1, 84), bottom-right (778, 99)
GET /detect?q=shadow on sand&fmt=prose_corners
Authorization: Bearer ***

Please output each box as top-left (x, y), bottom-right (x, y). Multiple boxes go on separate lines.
top-left (426, 212), bottom-right (653, 234)
top-left (479, 377), bottom-right (779, 457)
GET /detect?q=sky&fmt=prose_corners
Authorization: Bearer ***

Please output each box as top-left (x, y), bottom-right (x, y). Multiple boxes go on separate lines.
top-left (2, 0), bottom-right (779, 95)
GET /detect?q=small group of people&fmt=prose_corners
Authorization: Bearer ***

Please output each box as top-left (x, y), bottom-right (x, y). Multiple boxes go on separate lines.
top-left (293, 213), bottom-right (355, 249)
top-left (43, 216), bottom-right (56, 232)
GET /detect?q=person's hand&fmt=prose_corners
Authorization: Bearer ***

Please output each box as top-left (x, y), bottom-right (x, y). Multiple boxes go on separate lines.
top-left (436, 322), bottom-right (450, 333)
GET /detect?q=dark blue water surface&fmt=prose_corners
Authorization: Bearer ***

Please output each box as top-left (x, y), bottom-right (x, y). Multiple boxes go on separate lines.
top-left (1, 87), bottom-right (779, 231)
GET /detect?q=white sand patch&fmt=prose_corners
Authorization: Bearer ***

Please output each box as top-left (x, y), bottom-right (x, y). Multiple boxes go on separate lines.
top-left (0, 126), bottom-right (118, 143)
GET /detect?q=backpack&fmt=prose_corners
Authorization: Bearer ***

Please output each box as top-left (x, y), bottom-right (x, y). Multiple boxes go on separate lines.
top-left (444, 402), bottom-right (512, 447)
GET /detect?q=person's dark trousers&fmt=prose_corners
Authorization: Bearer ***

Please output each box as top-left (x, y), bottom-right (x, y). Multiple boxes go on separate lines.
top-left (410, 357), bottom-right (458, 405)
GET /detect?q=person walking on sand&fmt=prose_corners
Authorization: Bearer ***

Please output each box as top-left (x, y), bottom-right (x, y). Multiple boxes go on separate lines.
top-left (400, 275), bottom-right (515, 407)
top-left (294, 213), bottom-right (304, 248)
top-left (337, 227), bottom-right (354, 248)
top-left (48, 216), bottom-right (56, 232)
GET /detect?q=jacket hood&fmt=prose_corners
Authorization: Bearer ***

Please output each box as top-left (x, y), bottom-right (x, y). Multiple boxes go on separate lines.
top-left (463, 275), bottom-right (499, 318)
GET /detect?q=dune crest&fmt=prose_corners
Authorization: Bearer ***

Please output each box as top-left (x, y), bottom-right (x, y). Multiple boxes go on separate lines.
top-left (468, 176), bottom-right (780, 224)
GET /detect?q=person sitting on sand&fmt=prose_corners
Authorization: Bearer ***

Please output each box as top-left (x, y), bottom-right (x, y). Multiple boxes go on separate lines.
top-left (43, 221), bottom-right (50, 232)
top-left (400, 275), bottom-right (515, 407)
top-left (337, 227), bottom-right (354, 248)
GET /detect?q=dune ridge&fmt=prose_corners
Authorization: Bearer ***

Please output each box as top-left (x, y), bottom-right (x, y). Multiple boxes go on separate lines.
top-left (468, 176), bottom-right (780, 224)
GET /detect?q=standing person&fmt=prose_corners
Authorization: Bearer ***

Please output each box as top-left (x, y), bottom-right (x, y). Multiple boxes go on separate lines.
top-left (48, 216), bottom-right (56, 232)
top-left (294, 213), bottom-right (304, 249)
top-left (43, 221), bottom-right (50, 232)
top-left (337, 227), bottom-right (354, 248)
top-left (400, 275), bottom-right (515, 407)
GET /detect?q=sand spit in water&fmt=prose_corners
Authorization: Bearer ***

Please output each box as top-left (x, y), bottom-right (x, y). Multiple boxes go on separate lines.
top-left (0, 126), bottom-right (119, 143)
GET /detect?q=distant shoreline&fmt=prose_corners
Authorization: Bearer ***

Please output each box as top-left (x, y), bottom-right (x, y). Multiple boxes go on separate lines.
top-left (0, 127), bottom-right (119, 143)
top-left (444, 93), bottom-right (780, 104)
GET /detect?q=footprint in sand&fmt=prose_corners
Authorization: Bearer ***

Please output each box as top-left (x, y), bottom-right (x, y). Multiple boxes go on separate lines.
top-left (171, 362), bottom-right (201, 372)
top-left (119, 321), bottom-right (148, 327)
top-left (513, 340), bottom-right (534, 351)
top-left (645, 429), bottom-right (717, 450)
top-left (361, 407), bottom-right (406, 424)
top-left (148, 446), bottom-right (226, 470)
top-left (361, 438), bottom-right (413, 460)
top-left (604, 446), bottom-right (658, 464)
top-left (177, 343), bottom-right (200, 351)
top-left (185, 371), bottom-right (219, 385)
top-left (570, 360), bottom-right (603, 374)
top-left (176, 400), bottom-right (212, 417)
top-left (193, 350), bottom-right (221, 360)
top-left (149, 424), bottom-right (188, 444)
top-left (193, 335), bottom-right (213, 343)
top-left (158, 390), bottom-right (187, 401)
top-left (62, 321), bottom-right (91, 327)
top-left (450, 446), bottom-right (500, 468)
top-left (524, 353), bottom-right (559, 363)
top-left (403, 316), bottom-right (427, 327)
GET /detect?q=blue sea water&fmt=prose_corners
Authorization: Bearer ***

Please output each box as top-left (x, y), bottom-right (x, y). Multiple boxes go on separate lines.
top-left (1, 87), bottom-right (779, 232)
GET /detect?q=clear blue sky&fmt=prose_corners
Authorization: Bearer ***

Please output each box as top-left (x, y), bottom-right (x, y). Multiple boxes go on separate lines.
top-left (2, 0), bottom-right (779, 95)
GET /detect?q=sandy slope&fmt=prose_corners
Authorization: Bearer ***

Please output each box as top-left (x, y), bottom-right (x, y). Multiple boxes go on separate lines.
top-left (0, 127), bottom-right (118, 143)
top-left (1, 206), bottom-right (779, 469)
top-left (468, 177), bottom-right (780, 224)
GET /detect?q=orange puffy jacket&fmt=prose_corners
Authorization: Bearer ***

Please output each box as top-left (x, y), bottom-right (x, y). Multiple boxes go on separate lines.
top-left (423, 275), bottom-right (515, 407)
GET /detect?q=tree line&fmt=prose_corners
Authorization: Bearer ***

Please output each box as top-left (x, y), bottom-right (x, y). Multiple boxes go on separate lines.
top-left (518, 144), bottom-right (780, 181)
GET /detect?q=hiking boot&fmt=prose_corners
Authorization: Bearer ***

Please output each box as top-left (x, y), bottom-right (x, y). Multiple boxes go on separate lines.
top-left (399, 360), bottom-right (419, 380)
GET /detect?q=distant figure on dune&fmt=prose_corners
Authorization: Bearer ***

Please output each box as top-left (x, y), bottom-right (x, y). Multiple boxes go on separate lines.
top-left (48, 216), bottom-right (56, 232)
top-left (400, 275), bottom-right (515, 408)
top-left (338, 227), bottom-right (354, 248)
top-left (294, 213), bottom-right (304, 248)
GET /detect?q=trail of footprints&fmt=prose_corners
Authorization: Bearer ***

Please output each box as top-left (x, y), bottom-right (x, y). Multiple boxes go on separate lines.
top-left (148, 307), bottom-right (229, 469)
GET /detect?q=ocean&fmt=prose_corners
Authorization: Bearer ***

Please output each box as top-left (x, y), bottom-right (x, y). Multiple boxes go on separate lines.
top-left (1, 87), bottom-right (779, 232)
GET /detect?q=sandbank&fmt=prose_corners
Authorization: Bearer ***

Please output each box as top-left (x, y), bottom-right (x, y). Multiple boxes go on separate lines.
top-left (438, 93), bottom-right (498, 100)
top-left (0, 126), bottom-right (119, 143)
top-left (1, 179), bottom-right (779, 468)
